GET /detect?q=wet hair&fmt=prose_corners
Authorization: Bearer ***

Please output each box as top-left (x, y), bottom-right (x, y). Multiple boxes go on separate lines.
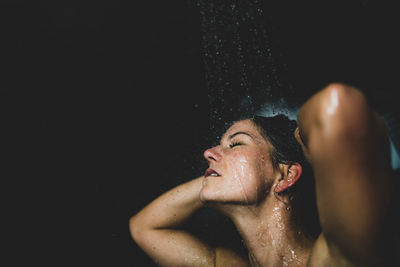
top-left (250, 114), bottom-right (321, 238)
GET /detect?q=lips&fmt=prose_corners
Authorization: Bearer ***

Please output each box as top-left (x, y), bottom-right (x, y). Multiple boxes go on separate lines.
top-left (204, 168), bottom-right (221, 178)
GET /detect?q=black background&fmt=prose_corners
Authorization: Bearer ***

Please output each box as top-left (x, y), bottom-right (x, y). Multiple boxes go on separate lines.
top-left (1, 0), bottom-right (398, 266)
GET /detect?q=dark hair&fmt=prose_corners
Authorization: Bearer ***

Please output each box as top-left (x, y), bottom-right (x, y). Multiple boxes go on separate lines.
top-left (250, 114), bottom-right (321, 238)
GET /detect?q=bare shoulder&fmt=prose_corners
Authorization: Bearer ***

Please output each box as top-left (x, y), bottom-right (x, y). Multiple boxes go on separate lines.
top-left (308, 225), bottom-right (400, 267)
top-left (307, 234), bottom-right (356, 267)
top-left (216, 247), bottom-right (249, 267)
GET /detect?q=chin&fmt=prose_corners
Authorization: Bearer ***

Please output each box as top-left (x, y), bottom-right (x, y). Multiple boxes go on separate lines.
top-left (199, 186), bottom-right (218, 203)
top-left (200, 178), bottom-right (258, 204)
top-left (198, 189), bottom-right (209, 204)
top-left (200, 188), bottom-right (246, 207)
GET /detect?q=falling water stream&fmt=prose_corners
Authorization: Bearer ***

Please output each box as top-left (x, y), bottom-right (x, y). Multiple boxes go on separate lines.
top-left (193, 0), bottom-right (400, 263)
top-left (197, 0), bottom-right (296, 134)
top-left (197, 0), bottom-right (399, 165)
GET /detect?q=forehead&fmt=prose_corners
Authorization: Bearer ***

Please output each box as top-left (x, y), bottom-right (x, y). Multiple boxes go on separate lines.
top-left (222, 119), bottom-right (263, 139)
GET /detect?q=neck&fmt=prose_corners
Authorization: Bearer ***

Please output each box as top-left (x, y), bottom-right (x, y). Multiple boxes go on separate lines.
top-left (222, 194), bottom-right (314, 267)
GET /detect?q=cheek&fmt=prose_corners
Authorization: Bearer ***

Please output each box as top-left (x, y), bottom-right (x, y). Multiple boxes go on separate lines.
top-left (226, 152), bottom-right (251, 180)
top-left (200, 150), bottom-right (274, 204)
top-left (228, 152), bottom-right (268, 198)
top-left (258, 154), bottom-right (275, 184)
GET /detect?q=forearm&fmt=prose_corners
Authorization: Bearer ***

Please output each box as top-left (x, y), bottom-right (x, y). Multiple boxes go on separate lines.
top-left (129, 177), bottom-right (219, 266)
top-left (130, 176), bottom-right (204, 235)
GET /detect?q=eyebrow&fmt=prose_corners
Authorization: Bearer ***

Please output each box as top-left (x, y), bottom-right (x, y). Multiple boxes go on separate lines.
top-left (228, 131), bottom-right (253, 140)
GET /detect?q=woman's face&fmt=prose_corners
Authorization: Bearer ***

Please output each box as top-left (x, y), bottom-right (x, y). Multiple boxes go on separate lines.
top-left (200, 119), bottom-right (279, 205)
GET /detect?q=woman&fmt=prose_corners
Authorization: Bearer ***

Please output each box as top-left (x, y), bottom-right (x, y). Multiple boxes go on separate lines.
top-left (130, 83), bottom-right (399, 266)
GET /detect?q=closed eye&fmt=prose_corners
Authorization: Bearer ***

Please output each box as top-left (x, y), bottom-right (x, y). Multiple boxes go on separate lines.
top-left (229, 142), bottom-right (242, 148)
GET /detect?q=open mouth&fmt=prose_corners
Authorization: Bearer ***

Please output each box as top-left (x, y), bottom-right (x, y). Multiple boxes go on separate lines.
top-left (204, 168), bottom-right (221, 178)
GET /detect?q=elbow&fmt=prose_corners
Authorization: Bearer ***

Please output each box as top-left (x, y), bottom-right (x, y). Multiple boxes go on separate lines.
top-left (318, 83), bottom-right (371, 135)
top-left (322, 83), bottom-right (368, 116)
top-left (129, 214), bottom-right (144, 243)
top-left (297, 83), bottom-right (369, 145)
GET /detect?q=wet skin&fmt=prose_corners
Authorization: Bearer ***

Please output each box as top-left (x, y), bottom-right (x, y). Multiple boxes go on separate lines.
top-left (200, 119), bottom-right (278, 206)
top-left (130, 83), bottom-right (400, 266)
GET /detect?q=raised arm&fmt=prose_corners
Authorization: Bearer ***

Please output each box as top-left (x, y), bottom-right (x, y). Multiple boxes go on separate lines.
top-left (295, 83), bottom-right (394, 266)
top-left (129, 177), bottom-right (248, 267)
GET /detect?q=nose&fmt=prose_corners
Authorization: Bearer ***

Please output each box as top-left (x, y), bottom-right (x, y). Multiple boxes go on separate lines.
top-left (203, 146), bottom-right (222, 162)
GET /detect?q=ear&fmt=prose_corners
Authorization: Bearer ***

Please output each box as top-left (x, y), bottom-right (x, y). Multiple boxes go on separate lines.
top-left (274, 162), bottom-right (302, 193)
